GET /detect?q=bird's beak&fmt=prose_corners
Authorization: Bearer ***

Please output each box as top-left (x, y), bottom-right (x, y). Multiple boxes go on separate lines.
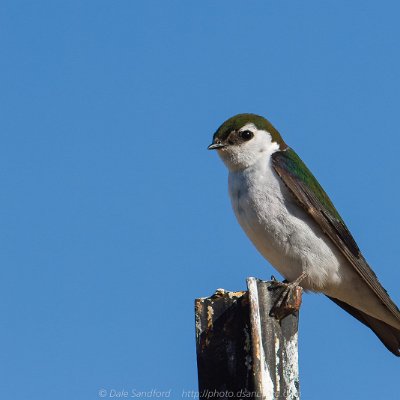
top-left (208, 143), bottom-right (226, 150)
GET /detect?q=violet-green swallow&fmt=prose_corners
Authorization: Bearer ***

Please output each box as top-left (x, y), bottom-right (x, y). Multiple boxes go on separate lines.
top-left (208, 113), bottom-right (400, 356)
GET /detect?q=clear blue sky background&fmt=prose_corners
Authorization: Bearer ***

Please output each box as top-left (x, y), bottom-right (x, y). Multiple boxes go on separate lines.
top-left (1, 1), bottom-right (400, 399)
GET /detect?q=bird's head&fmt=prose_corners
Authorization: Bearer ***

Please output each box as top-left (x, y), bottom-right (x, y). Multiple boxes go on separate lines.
top-left (208, 113), bottom-right (287, 171)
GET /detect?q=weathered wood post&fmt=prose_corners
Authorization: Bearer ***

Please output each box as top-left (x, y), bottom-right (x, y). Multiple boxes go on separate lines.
top-left (195, 277), bottom-right (301, 400)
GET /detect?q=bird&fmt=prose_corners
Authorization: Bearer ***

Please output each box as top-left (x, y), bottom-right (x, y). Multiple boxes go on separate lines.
top-left (208, 113), bottom-right (400, 356)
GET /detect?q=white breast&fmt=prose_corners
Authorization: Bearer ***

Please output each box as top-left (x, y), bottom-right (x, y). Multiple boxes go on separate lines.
top-left (228, 156), bottom-right (344, 292)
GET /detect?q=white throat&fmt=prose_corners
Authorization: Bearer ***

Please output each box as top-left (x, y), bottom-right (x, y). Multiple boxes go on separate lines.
top-left (217, 124), bottom-right (280, 172)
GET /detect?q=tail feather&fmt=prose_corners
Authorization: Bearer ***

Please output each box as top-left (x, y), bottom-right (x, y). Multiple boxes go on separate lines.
top-left (327, 296), bottom-right (400, 357)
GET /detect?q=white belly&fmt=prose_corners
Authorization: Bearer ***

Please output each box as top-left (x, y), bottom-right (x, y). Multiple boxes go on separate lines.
top-left (228, 159), bottom-right (345, 292)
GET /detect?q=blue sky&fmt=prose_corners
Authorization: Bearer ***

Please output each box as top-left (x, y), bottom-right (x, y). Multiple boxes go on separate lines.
top-left (1, 1), bottom-right (400, 399)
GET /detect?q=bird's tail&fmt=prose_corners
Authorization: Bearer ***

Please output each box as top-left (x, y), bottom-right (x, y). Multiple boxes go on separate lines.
top-left (327, 296), bottom-right (400, 356)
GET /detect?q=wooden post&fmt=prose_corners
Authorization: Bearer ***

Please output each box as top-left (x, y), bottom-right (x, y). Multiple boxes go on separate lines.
top-left (195, 277), bottom-right (301, 400)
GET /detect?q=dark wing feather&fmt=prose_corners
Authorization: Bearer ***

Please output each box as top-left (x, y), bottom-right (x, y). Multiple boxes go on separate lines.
top-left (328, 296), bottom-right (400, 356)
top-left (271, 149), bottom-right (400, 324)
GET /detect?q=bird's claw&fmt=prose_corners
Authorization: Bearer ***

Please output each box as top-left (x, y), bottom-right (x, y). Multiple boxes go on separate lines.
top-left (268, 279), bottom-right (303, 321)
top-left (267, 278), bottom-right (289, 291)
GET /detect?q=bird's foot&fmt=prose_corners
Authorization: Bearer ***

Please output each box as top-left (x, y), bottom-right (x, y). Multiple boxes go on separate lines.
top-left (270, 275), bottom-right (289, 284)
top-left (268, 273), bottom-right (305, 321)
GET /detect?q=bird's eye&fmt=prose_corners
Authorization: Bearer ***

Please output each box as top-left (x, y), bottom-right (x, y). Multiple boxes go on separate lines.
top-left (240, 130), bottom-right (254, 141)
